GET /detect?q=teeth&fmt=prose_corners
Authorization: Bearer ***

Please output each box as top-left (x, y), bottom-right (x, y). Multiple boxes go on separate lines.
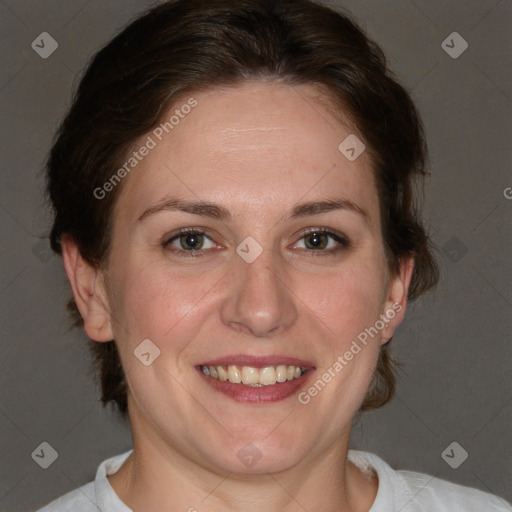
top-left (276, 365), bottom-right (287, 383)
top-left (241, 366), bottom-right (259, 385)
top-left (218, 366), bottom-right (229, 381)
top-left (201, 364), bottom-right (306, 386)
top-left (260, 366), bottom-right (277, 385)
top-left (227, 365), bottom-right (242, 383)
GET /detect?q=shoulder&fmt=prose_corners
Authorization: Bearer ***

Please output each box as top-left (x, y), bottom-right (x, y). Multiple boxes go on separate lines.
top-left (397, 469), bottom-right (512, 511)
top-left (34, 450), bottom-right (133, 512)
top-left (348, 450), bottom-right (512, 512)
top-left (34, 482), bottom-right (97, 512)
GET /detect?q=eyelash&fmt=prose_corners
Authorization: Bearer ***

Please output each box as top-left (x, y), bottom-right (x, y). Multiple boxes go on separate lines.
top-left (162, 227), bottom-right (351, 258)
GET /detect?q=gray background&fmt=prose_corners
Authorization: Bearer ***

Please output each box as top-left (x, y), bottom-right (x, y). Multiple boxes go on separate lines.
top-left (0, 0), bottom-right (510, 510)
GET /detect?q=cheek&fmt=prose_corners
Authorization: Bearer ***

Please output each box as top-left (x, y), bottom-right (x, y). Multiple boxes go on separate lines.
top-left (108, 237), bottom-right (388, 360)
top-left (109, 256), bottom-right (221, 350)
top-left (297, 257), bottom-right (388, 344)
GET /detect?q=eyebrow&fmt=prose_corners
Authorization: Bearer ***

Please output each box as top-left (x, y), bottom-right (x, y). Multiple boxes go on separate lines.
top-left (137, 196), bottom-right (369, 224)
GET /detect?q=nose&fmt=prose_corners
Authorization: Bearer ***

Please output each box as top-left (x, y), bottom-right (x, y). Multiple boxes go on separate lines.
top-left (219, 244), bottom-right (299, 338)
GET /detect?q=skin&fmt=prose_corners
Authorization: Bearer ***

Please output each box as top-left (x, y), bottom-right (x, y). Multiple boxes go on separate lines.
top-left (62, 81), bottom-right (413, 512)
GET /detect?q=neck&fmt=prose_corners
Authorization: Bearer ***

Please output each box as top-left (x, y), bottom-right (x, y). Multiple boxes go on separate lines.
top-left (108, 405), bottom-right (377, 512)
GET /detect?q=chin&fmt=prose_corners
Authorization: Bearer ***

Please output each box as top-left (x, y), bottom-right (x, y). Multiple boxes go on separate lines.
top-left (196, 433), bottom-right (308, 476)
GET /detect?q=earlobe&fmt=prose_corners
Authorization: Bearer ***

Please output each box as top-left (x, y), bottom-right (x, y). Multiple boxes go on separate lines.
top-left (381, 257), bottom-right (414, 343)
top-left (61, 236), bottom-right (114, 342)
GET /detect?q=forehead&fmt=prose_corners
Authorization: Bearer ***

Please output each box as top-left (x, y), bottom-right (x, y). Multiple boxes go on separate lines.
top-left (115, 81), bottom-right (379, 227)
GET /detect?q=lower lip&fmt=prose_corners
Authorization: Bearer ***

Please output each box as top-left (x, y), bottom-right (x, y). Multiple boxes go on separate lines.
top-left (197, 367), bottom-right (315, 403)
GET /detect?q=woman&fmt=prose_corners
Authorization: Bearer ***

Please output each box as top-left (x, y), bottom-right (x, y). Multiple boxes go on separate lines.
top-left (38, 0), bottom-right (512, 510)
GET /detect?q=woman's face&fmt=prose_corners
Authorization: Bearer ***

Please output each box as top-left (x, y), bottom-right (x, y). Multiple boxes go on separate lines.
top-left (101, 82), bottom-right (409, 474)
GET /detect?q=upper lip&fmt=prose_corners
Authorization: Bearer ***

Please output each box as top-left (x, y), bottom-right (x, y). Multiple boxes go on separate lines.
top-left (197, 354), bottom-right (315, 368)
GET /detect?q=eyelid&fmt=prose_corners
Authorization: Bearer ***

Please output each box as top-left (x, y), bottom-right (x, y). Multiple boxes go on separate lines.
top-left (163, 226), bottom-right (207, 243)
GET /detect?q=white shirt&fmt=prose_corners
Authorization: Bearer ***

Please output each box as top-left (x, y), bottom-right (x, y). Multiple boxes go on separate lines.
top-left (35, 449), bottom-right (512, 511)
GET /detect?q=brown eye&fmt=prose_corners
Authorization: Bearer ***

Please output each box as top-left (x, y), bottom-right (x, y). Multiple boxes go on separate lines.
top-left (178, 232), bottom-right (205, 250)
top-left (304, 232), bottom-right (329, 250)
top-left (294, 229), bottom-right (350, 254)
top-left (164, 229), bottom-right (216, 256)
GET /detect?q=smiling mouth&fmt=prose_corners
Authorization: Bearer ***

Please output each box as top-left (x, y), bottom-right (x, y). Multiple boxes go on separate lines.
top-left (199, 364), bottom-right (307, 387)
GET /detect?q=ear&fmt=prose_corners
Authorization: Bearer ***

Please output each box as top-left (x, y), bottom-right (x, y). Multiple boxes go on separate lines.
top-left (61, 235), bottom-right (114, 342)
top-left (381, 257), bottom-right (414, 344)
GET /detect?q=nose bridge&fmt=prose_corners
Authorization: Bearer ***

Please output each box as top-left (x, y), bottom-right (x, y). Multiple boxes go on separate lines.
top-left (220, 241), bottom-right (298, 337)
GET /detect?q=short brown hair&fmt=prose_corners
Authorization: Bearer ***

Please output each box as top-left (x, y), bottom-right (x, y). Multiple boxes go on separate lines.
top-left (46, 0), bottom-right (439, 417)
